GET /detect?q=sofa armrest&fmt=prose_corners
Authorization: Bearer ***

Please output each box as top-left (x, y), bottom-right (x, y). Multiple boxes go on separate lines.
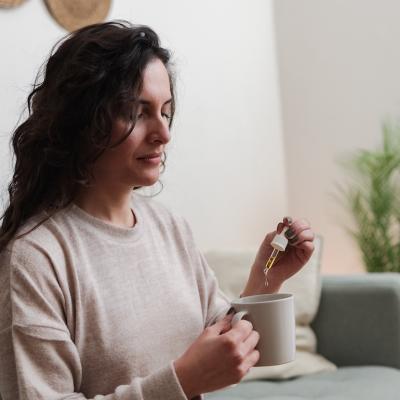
top-left (311, 273), bottom-right (400, 369)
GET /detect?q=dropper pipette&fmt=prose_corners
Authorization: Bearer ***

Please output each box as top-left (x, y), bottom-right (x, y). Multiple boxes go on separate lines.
top-left (264, 226), bottom-right (289, 286)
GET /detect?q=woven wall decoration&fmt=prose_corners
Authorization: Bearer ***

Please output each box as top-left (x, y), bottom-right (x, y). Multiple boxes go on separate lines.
top-left (44, 0), bottom-right (112, 32)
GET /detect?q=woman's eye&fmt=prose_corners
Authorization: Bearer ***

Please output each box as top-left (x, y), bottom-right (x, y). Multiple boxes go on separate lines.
top-left (133, 111), bottom-right (170, 121)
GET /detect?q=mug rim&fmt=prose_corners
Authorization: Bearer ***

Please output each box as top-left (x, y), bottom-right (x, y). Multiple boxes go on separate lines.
top-left (231, 293), bottom-right (293, 305)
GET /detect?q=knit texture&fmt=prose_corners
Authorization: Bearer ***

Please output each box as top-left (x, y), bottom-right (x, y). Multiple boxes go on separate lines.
top-left (0, 194), bottom-right (231, 399)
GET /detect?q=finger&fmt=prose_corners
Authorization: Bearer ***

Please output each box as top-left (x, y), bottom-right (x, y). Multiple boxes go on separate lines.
top-left (220, 324), bottom-right (232, 334)
top-left (286, 218), bottom-right (311, 234)
top-left (227, 319), bottom-right (253, 342)
top-left (284, 220), bottom-right (311, 242)
top-left (288, 229), bottom-right (315, 246)
top-left (276, 222), bottom-right (291, 234)
top-left (240, 330), bottom-right (260, 358)
top-left (276, 217), bottom-right (293, 234)
top-left (243, 349), bottom-right (260, 371)
top-left (219, 310), bottom-right (235, 334)
top-left (283, 216), bottom-right (293, 226)
top-left (294, 240), bottom-right (315, 261)
top-left (208, 313), bottom-right (234, 335)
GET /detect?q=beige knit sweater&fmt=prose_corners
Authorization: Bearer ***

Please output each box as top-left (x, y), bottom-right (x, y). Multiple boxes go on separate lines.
top-left (0, 194), bottom-right (232, 399)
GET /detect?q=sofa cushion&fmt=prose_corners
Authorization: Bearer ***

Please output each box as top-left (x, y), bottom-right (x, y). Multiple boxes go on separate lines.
top-left (204, 366), bottom-right (400, 399)
top-left (204, 236), bottom-right (336, 380)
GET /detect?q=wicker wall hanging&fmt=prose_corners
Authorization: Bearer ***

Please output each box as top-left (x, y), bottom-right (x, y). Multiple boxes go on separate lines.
top-left (1, 0), bottom-right (111, 32)
top-left (44, 0), bottom-right (112, 32)
top-left (0, 0), bottom-right (26, 7)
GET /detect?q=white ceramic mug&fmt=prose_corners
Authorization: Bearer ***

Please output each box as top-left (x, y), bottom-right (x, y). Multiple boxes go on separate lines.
top-left (231, 293), bottom-right (295, 366)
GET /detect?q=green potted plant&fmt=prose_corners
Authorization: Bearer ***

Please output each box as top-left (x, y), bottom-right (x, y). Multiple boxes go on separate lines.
top-left (338, 122), bottom-right (400, 272)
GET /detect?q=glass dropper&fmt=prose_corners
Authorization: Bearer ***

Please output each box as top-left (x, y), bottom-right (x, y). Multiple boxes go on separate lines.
top-left (264, 226), bottom-right (289, 287)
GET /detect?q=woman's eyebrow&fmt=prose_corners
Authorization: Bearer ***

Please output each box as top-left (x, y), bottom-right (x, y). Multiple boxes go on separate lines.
top-left (138, 98), bottom-right (172, 106)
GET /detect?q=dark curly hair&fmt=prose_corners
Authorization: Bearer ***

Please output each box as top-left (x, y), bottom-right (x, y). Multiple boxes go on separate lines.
top-left (0, 20), bottom-right (176, 251)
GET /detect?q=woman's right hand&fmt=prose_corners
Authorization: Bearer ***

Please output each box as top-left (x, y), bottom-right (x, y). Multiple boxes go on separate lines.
top-left (173, 313), bottom-right (260, 398)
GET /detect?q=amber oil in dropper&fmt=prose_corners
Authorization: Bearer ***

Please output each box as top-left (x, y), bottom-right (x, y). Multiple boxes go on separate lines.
top-left (264, 227), bottom-right (289, 287)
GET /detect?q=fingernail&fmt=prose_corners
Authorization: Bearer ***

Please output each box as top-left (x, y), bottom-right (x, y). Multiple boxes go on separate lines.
top-left (289, 235), bottom-right (298, 243)
top-left (284, 216), bottom-right (293, 225)
top-left (226, 307), bottom-right (235, 315)
top-left (285, 228), bottom-right (296, 239)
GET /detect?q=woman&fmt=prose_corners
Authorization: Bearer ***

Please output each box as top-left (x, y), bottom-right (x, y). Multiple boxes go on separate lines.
top-left (0, 20), bottom-right (314, 399)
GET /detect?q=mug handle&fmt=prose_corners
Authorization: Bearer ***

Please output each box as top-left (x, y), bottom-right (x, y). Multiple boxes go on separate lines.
top-left (231, 310), bottom-right (249, 326)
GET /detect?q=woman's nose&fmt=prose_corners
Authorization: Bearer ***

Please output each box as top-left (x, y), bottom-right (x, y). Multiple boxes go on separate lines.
top-left (148, 116), bottom-right (171, 144)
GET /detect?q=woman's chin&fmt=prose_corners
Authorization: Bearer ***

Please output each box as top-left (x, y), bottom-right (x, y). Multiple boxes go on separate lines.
top-left (134, 174), bottom-right (160, 188)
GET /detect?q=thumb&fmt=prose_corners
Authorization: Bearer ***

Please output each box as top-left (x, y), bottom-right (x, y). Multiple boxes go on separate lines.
top-left (206, 313), bottom-right (233, 335)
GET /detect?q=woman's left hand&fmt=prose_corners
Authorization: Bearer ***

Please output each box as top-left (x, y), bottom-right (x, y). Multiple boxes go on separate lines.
top-left (241, 217), bottom-right (315, 296)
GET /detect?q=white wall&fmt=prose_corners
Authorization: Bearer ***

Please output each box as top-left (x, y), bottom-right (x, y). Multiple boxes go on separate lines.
top-left (0, 1), bottom-right (287, 253)
top-left (274, 0), bottom-right (400, 274)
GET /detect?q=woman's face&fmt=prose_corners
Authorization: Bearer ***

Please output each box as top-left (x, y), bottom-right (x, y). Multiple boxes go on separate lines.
top-left (92, 58), bottom-right (172, 188)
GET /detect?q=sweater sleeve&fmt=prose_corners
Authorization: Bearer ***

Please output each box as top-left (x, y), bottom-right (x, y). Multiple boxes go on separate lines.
top-left (0, 248), bottom-right (188, 400)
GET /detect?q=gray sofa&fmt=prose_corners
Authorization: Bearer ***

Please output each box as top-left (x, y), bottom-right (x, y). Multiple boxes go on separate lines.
top-left (205, 273), bottom-right (400, 400)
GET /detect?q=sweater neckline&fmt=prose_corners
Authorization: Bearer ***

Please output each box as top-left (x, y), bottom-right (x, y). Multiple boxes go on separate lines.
top-left (68, 198), bottom-right (143, 243)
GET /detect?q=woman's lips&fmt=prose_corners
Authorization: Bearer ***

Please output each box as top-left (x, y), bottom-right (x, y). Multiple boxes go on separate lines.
top-left (136, 153), bottom-right (162, 165)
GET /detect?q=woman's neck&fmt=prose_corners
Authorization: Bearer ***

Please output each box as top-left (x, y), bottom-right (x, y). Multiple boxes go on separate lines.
top-left (74, 184), bottom-right (136, 228)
